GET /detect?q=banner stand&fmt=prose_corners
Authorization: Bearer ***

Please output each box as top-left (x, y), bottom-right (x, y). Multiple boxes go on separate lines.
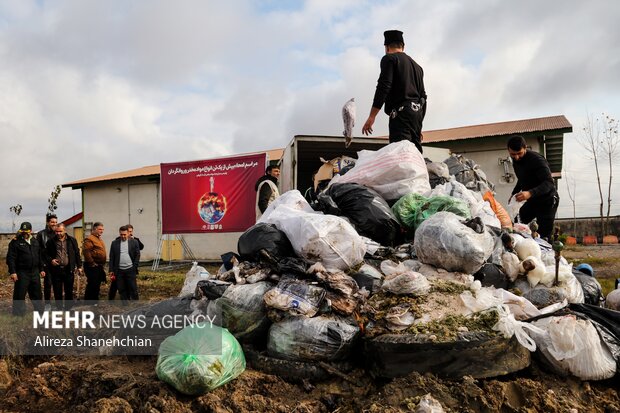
top-left (151, 234), bottom-right (197, 271)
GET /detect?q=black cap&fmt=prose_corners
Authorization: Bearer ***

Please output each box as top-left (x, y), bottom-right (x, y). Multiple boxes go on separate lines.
top-left (384, 30), bottom-right (404, 46)
top-left (19, 222), bottom-right (32, 232)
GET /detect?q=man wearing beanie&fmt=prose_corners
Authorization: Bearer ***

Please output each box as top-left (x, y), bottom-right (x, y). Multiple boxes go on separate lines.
top-left (362, 30), bottom-right (427, 153)
top-left (6, 222), bottom-right (45, 315)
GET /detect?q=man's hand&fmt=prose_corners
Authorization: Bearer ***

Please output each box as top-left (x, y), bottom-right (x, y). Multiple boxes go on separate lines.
top-left (10, 273), bottom-right (18, 282)
top-left (362, 116), bottom-right (375, 136)
top-left (515, 191), bottom-right (532, 202)
top-left (40, 271), bottom-right (46, 278)
top-left (110, 273), bottom-right (116, 282)
top-left (362, 107), bottom-right (380, 136)
top-left (51, 259), bottom-right (60, 266)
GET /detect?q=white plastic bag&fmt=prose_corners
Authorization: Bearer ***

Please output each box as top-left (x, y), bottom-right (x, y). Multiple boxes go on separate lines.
top-left (460, 285), bottom-right (504, 314)
top-left (380, 260), bottom-right (431, 295)
top-left (531, 315), bottom-right (616, 380)
top-left (542, 265), bottom-right (584, 303)
top-left (514, 238), bottom-right (542, 261)
top-left (258, 190), bottom-right (314, 223)
top-left (329, 140), bottom-right (430, 200)
top-left (413, 212), bottom-right (495, 274)
top-left (493, 305), bottom-right (545, 352)
top-left (179, 262), bottom-right (211, 297)
top-left (263, 205), bottom-right (366, 270)
top-left (415, 393), bottom-right (445, 413)
top-left (501, 251), bottom-right (520, 282)
top-left (507, 198), bottom-right (525, 222)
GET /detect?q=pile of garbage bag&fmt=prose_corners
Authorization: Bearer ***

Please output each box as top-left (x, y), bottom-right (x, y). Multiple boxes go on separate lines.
top-left (169, 141), bottom-right (618, 388)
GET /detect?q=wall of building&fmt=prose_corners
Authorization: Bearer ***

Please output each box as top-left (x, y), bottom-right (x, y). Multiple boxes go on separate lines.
top-left (81, 178), bottom-right (245, 261)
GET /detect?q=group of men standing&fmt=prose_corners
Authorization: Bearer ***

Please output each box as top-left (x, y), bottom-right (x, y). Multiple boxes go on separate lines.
top-left (6, 216), bottom-right (143, 315)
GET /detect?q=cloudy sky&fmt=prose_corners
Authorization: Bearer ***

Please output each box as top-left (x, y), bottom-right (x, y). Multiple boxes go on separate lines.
top-left (1, 0), bottom-right (619, 232)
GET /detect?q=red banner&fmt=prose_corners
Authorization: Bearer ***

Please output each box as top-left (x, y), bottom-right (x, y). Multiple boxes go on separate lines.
top-left (161, 154), bottom-right (266, 234)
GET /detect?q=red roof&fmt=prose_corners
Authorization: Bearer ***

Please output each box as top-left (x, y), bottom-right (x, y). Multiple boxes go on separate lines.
top-left (422, 115), bottom-right (572, 143)
top-left (62, 212), bottom-right (83, 226)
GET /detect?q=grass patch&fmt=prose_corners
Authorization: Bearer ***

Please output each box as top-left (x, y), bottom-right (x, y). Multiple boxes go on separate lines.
top-left (599, 277), bottom-right (618, 298)
top-left (138, 269), bottom-right (188, 299)
top-left (569, 256), bottom-right (620, 267)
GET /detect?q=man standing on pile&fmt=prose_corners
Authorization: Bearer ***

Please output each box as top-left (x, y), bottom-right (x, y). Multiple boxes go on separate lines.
top-left (109, 225), bottom-right (141, 303)
top-left (83, 222), bottom-right (107, 301)
top-left (362, 29), bottom-right (427, 153)
top-left (36, 214), bottom-right (57, 311)
top-left (507, 135), bottom-right (559, 240)
top-left (255, 165), bottom-right (280, 220)
top-left (6, 222), bottom-right (45, 315)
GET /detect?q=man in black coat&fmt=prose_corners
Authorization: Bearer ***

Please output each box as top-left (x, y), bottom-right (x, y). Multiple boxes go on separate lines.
top-left (6, 222), bottom-right (45, 315)
top-left (362, 29), bottom-right (427, 153)
top-left (45, 223), bottom-right (82, 310)
top-left (508, 135), bottom-right (559, 240)
top-left (36, 214), bottom-right (57, 310)
top-left (108, 225), bottom-right (141, 303)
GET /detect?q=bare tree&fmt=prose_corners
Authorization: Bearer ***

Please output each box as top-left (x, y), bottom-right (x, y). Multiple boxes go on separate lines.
top-left (9, 204), bottom-right (22, 233)
top-left (578, 113), bottom-right (605, 237)
top-left (47, 185), bottom-right (62, 216)
top-left (564, 172), bottom-right (577, 236)
top-left (600, 113), bottom-right (620, 231)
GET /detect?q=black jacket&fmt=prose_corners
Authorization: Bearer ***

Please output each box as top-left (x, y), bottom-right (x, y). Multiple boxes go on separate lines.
top-left (45, 235), bottom-right (82, 273)
top-left (109, 237), bottom-right (140, 274)
top-left (6, 235), bottom-right (44, 274)
top-left (511, 150), bottom-right (557, 201)
top-left (36, 228), bottom-right (55, 270)
top-left (372, 52), bottom-right (427, 116)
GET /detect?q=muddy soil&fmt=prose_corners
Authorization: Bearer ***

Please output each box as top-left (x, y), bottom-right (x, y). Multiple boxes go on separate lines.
top-left (0, 248), bottom-right (618, 412)
top-left (0, 356), bottom-right (618, 413)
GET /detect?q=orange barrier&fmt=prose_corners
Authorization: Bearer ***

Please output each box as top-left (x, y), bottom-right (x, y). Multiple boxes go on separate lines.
top-left (582, 235), bottom-right (598, 245)
top-left (565, 236), bottom-right (577, 245)
top-left (603, 235), bottom-right (619, 244)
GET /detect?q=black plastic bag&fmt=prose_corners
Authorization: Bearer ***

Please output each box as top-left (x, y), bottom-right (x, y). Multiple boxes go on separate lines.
top-left (237, 223), bottom-right (294, 262)
top-left (474, 263), bottom-right (509, 289)
top-left (317, 183), bottom-right (401, 247)
top-left (196, 279), bottom-right (232, 300)
top-left (572, 270), bottom-right (604, 306)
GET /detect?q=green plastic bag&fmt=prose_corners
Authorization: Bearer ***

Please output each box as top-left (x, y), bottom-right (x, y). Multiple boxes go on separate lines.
top-left (392, 193), bottom-right (471, 231)
top-left (156, 323), bottom-right (246, 395)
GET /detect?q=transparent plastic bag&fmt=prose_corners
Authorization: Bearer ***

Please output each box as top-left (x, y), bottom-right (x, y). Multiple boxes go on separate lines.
top-left (413, 212), bottom-right (495, 274)
top-left (258, 190), bottom-right (314, 223)
top-left (206, 282), bottom-right (273, 341)
top-left (156, 324), bottom-right (246, 395)
top-left (263, 205), bottom-right (366, 270)
top-left (179, 262), bottom-right (211, 297)
top-left (329, 140), bottom-right (431, 200)
top-left (267, 315), bottom-right (360, 362)
top-left (263, 277), bottom-right (326, 317)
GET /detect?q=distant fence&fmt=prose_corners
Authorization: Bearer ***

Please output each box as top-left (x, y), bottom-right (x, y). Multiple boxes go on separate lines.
top-left (555, 216), bottom-right (620, 242)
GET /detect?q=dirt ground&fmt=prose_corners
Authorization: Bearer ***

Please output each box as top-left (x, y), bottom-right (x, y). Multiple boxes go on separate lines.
top-left (0, 247), bottom-right (618, 412)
